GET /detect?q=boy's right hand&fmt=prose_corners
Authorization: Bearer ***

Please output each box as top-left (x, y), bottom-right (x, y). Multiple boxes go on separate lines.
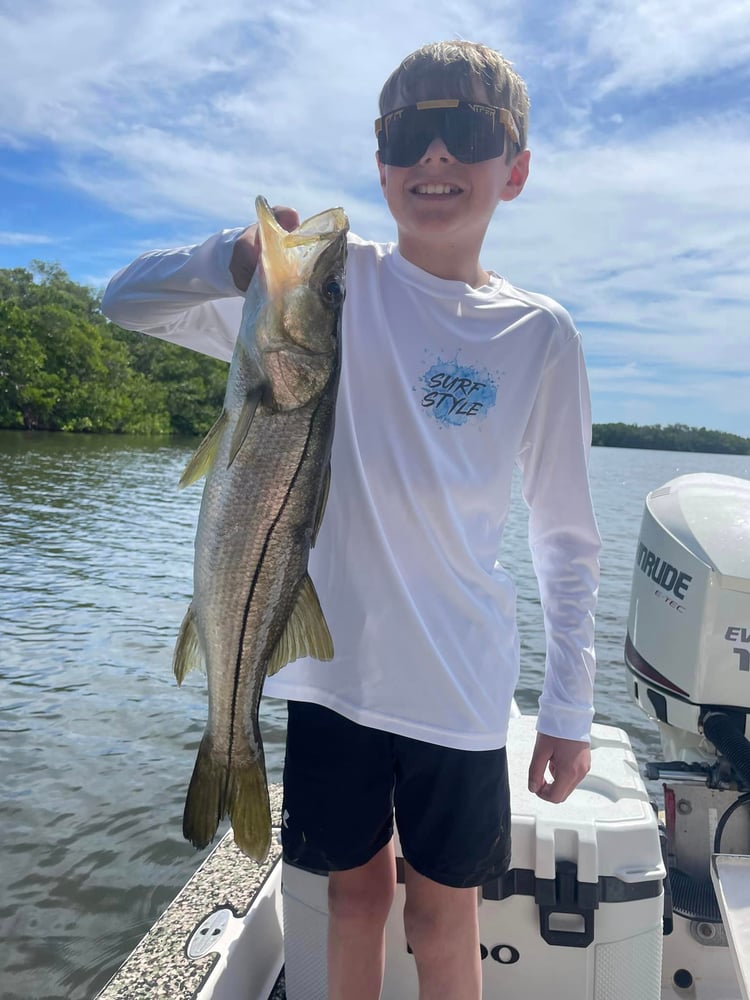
top-left (229, 205), bottom-right (300, 292)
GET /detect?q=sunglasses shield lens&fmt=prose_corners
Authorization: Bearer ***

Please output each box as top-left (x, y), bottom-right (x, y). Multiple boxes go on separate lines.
top-left (378, 105), bottom-right (506, 167)
top-left (379, 109), bottom-right (435, 166)
top-left (446, 106), bottom-right (505, 163)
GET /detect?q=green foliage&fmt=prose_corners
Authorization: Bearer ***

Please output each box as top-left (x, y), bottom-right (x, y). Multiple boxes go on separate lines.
top-left (0, 300), bottom-right (45, 428)
top-left (0, 262), bottom-right (227, 435)
top-left (592, 423), bottom-right (750, 455)
top-left (113, 329), bottom-right (227, 436)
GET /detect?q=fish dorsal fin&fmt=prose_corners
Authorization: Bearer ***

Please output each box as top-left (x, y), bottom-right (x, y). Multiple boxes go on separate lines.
top-left (266, 573), bottom-right (333, 676)
top-left (311, 463), bottom-right (331, 548)
top-left (173, 604), bottom-right (204, 684)
top-left (228, 386), bottom-right (262, 468)
top-left (179, 410), bottom-right (229, 488)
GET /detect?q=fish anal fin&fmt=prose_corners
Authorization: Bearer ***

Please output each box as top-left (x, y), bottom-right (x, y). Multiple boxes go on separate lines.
top-left (228, 387), bottom-right (261, 468)
top-left (266, 573), bottom-right (333, 676)
top-left (311, 463), bottom-right (330, 548)
top-left (179, 411), bottom-right (229, 488)
top-left (173, 604), bottom-right (204, 685)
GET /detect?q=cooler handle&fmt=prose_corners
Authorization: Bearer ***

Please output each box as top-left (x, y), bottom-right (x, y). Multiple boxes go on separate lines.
top-left (613, 864), bottom-right (666, 883)
top-left (538, 904), bottom-right (595, 948)
top-left (536, 861), bottom-right (596, 948)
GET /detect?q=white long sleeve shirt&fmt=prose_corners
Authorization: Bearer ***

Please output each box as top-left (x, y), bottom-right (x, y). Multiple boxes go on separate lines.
top-left (102, 230), bottom-right (600, 750)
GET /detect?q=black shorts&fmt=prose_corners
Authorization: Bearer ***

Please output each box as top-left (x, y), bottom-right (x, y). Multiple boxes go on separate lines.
top-left (281, 701), bottom-right (511, 889)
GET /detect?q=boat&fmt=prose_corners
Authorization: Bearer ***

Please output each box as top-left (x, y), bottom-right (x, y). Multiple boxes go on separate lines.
top-left (95, 472), bottom-right (750, 999)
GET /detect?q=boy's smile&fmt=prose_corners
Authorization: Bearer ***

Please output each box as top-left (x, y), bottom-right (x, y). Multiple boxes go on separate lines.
top-left (410, 182), bottom-right (463, 197)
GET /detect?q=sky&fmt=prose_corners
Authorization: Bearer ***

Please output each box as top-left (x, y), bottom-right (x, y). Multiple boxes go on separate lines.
top-left (1, 0), bottom-right (748, 436)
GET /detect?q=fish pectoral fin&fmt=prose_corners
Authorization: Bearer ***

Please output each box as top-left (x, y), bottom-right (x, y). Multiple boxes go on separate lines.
top-left (179, 410), bottom-right (229, 488)
top-left (227, 386), bottom-right (262, 468)
top-left (311, 463), bottom-right (331, 548)
top-left (266, 573), bottom-right (334, 676)
top-left (173, 604), bottom-right (204, 685)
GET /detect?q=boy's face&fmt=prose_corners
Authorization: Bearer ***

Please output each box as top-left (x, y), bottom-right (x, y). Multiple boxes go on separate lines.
top-left (376, 80), bottom-right (530, 255)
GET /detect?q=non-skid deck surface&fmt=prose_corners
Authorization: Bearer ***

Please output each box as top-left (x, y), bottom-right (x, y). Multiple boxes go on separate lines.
top-left (97, 784), bottom-right (285, 1000)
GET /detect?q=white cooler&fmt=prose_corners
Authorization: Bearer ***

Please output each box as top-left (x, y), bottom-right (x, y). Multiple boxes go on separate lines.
top-left (282, 715), bottom-right (666, 1000)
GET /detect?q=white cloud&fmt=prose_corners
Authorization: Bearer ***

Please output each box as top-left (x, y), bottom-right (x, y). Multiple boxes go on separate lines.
top-left (0, 1), bottom-right (519, 143)
top-left (561, 0), bottom-right (750, 96)
top-left (485, 115), bottom-right (750, 378)
top-left (0, 231), bottom-right (56, 246)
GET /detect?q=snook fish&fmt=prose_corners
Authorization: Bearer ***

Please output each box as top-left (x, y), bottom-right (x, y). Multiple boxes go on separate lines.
top-left (174, 196), bottom-right (348, 860)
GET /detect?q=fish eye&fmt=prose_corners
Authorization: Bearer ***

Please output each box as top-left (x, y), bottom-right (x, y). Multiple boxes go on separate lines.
top-left (322, 277), bottom-right (343, 306)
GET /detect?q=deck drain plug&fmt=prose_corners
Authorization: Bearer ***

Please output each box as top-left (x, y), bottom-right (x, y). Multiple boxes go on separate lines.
top-left (187, 907), bottom-right (234, 959)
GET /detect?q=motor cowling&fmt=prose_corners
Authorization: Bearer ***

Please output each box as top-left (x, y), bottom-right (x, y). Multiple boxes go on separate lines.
top-left (625, 473), bottom-right (750, 750)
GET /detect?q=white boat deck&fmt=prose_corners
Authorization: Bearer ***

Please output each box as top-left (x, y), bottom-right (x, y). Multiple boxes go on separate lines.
top-left (711, 854), bottom-right (750, 1000)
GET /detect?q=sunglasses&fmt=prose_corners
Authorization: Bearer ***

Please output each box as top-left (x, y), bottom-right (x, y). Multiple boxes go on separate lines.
top-left (374, 100), bottom-right (520, 167)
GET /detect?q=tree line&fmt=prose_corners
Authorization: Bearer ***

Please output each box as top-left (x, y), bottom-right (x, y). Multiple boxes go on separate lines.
top-left (0, 262), bottom-right (227, 435)
top-left (1, 263), bottom-right (748, 453)
top-left (592, 423), bottom-right (749, 455)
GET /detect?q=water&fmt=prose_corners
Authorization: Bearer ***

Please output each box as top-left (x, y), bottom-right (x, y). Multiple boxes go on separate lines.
top-left (1, 430), bottom-right (748, 1000)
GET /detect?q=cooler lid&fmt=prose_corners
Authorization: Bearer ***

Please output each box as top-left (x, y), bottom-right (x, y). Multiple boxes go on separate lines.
top-left (506, 716), bottom-right (664, 885)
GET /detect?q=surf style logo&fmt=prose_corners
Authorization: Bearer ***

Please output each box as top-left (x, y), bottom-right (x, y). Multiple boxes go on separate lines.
top-left (416, 356), bottom-right (498, 427)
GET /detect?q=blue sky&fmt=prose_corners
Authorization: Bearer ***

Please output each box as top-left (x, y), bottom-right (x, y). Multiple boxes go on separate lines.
top-left (1, 0), bottom-right (748, 435)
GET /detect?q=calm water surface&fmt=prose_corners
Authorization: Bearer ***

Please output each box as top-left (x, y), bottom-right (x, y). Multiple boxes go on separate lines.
top-left (1, 430), bottom-right (748, 999)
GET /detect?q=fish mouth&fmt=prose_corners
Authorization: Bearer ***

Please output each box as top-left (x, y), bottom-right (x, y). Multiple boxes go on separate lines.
top-left (409, 182), bottom-right (464, 196)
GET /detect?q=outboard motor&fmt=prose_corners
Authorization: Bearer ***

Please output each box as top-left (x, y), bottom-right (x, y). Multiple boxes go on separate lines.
top-left (625, 473), bottom-right (750, 929)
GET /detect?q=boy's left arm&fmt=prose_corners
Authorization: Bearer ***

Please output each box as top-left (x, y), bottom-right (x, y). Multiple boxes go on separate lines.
top-left (517, 327), bottom-right (601, 803)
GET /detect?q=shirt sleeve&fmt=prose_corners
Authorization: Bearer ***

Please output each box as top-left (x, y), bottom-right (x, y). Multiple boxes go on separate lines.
top-left (100, 228), bottom-right (246, 362)
top-left (516, 330), bottom-right (601, 743)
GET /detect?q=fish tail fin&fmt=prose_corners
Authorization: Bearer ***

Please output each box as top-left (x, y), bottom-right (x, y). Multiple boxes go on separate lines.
top-left (182, 734), bottom-right (226, 851)
top-left (227, 758), bottom-right (272, 862)
top-left (182, 734), bottom-right (271, 862)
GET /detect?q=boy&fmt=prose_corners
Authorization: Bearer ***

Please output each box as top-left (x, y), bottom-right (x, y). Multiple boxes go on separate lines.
top-left (102, 41), bottom-right (600, 1000)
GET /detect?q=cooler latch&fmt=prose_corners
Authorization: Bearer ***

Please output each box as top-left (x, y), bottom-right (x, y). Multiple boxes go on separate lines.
top-left (535, 861), bottom-right (598, 948)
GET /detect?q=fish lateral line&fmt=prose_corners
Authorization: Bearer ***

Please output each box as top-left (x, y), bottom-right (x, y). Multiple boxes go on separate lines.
top-left (225, 398), bottom-right (334, 748)
top-left (225, 427), bottom-right (312, 751)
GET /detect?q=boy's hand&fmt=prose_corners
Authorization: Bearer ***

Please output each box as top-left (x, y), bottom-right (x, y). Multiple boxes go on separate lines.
top-left (229, 205), bottom-right (300, 292)
top-left (527, 733), bottom-right (591, 803)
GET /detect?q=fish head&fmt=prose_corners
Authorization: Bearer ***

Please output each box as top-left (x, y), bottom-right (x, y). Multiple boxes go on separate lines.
top-left (253, 197), bottom-right (349, 410)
